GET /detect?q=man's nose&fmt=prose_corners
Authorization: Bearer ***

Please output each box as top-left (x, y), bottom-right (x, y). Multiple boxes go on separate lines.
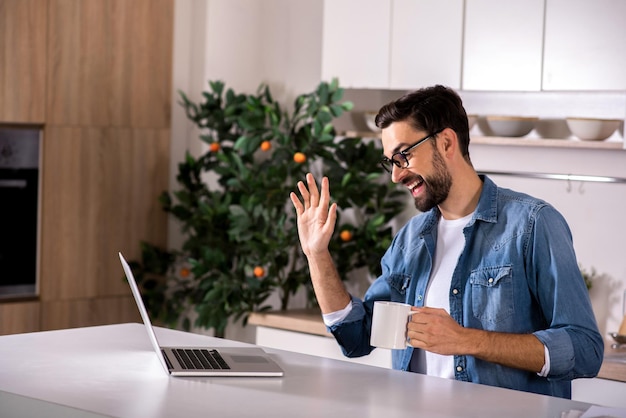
top-left (390, 164), bottom-right (403, 184)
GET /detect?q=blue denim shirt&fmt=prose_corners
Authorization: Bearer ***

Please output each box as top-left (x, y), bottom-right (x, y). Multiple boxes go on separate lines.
top-left (328, 176), bottom-right (603, 399)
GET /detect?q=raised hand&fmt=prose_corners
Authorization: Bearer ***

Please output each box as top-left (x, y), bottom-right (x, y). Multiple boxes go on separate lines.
top-left (289, 173), bottom-right (337, 258)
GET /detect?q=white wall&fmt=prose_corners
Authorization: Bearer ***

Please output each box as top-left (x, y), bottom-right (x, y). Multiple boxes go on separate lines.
top-left (171, 0), bottom-right (626, 344)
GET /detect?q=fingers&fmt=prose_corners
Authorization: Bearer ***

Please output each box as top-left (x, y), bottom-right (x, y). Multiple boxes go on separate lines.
top-left (296, 180), bottom-right (310, 209)
top-left (318, 176), bottom-right (331, 210)
top-left (289, 192), bottom-right (303, 215)
top-left (293, 173), bottom-right (330, 211)
top-left (324, 202), bottom-right (338, 234)
top-left (306, 173), bottom-right (320, 208)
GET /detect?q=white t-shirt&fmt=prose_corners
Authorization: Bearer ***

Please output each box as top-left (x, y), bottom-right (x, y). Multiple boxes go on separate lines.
top-left (418, 212), bottom-right (473, 378)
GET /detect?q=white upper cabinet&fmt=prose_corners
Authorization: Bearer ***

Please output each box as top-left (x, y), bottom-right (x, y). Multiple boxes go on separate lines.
top-left (543, 0), bottom-right (626, 91)
top-left (462, 0), bottom-right (544, 91)
top-left (389, 0), bottom-right (463, 90)
top-left (321, 0), bottom-right (391, 89)
top-left (321, 0), bottom-right (463, 90)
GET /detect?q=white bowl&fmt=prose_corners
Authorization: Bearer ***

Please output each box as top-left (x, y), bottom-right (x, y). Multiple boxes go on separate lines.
top-left (566, 117), bottom-right (621, 141)
top-left (467, 114), bottom-right (478, 131)
top-left (535, 118), bottom-right (571, 139)
top-left (486, 116), bottom-right (537, 137)
top-left (363, 111), bottom-right (381, 132)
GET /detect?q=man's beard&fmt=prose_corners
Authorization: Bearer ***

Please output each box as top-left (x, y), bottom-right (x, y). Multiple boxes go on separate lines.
top-left (412, 149), bottom-right (452, 212)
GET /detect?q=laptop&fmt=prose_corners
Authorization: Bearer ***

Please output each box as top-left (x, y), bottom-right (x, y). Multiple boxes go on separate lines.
top-left (118, 252), bottom-right (284, 377)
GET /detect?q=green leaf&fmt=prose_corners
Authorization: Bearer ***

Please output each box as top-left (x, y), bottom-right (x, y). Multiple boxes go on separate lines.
top-left (341, 172), bottom-right (352, 188)
top-left (233, 135), bottom-right (248, 150)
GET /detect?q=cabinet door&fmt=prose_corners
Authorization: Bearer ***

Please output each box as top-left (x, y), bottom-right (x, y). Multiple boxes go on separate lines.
top-left (463, 0), bottom-right (544, 91)
top-left (543, 0), bottom-right (626, 91)
top-left (47, 0), bottom-right (111, 127)
top-left (390, 0), bottom-right (463, 90)
top-left (0, 0), bottom-right (47, 123)
top-left (46, 0), bottom-right (173, 128)
top-left (321, 0), bottom-right (391, 88)
top-left (40, 127), bottom-right (169, 300)
top-left (0, 301), bottom-right (40, 335)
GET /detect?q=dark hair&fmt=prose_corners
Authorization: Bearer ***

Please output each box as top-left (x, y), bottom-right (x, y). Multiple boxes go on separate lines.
top-left (375, 85), bottom-right (471, 161)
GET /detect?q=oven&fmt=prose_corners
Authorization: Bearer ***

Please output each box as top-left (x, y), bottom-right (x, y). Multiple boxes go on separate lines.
top-left (0, 127), bottom-right (41, 299)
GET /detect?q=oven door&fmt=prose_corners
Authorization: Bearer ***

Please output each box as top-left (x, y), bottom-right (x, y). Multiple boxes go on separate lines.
top-left (0, 169), bottom-right (38, 297)
top-left (0, 127), bottom-right (40, 298)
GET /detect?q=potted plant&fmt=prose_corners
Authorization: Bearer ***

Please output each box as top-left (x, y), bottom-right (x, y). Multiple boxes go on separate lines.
top-left (130, 79), bottom-right (406, 337)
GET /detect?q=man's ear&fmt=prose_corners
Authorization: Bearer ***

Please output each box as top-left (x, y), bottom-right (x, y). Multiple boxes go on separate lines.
top-left (438, 127), bottom-right (457, 158)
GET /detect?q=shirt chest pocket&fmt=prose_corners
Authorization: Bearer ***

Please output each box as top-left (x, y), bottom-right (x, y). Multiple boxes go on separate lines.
top-left (386, 274), bottom-right (412, 303)
top-left (469, 265), bottom-right (514, 327)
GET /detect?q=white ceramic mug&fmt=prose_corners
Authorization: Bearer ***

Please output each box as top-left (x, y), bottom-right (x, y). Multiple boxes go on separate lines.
top-left (370, 301), bottom-right (418, 349)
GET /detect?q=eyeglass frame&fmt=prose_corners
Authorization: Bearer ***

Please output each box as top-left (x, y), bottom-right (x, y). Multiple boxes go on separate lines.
top-left (380, 129), bottom-right (443, 174)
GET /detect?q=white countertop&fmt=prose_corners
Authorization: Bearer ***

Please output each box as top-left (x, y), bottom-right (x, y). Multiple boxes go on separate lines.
top-left (0, 323), bottom-right (597, 417)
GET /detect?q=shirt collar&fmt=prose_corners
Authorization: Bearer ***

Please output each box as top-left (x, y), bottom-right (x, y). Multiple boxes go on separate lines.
top-left (473, 175), bottom-right (498, 224)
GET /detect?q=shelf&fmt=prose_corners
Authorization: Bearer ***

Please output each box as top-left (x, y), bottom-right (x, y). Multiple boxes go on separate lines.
top-left (341, 131), bottom-right (625, 150)
top-left (471, 136), bottom-right (624, 150)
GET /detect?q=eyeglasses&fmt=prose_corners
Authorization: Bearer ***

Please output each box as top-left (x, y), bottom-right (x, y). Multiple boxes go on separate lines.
top-left (380, 129), bottom-right (442, 174)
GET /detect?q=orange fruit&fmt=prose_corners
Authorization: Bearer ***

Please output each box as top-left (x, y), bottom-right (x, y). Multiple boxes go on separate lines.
top-left (260, 141), bottom-right (271, 151)
top-left (179, 267), bottom-right (191, 278)
top-left (340, 230), bottom-right (352, 242)
top-left (293, 152), bottom-right (306, 164)
top-left (209, 142), bottom-right (220, 152)
top-left (253, 266), bottom-right (265, 278)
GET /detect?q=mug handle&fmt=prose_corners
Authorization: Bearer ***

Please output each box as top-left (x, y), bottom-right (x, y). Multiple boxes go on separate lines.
top-left (405, 310), bottom-right (419, 347)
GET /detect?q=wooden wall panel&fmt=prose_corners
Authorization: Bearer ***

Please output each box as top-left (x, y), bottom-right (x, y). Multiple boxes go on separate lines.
top-left (40, 296), bottom-right (141, 331)
top-left (46, 0), bottom-right (111, 126)
top-left (40, 127), bottom-right (169, 300)
top-left (110, 0), bottom-right (174, 128)
top-left (0, 301), bottom-right (40, 335)
top-left (2, 0), bottom-right (173, 332)
top-left (47, 0), bottom-right (173, 128)
top-left (0, 0), bottom-right (47, 123)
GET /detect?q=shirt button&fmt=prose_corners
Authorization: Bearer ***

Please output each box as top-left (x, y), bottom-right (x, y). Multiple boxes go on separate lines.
top-left (452, 289), bottom-right (459, 295)
top-left (488, 277), bottom-right (494, 284)
top-left (456, 366), bottom-right (463, 372)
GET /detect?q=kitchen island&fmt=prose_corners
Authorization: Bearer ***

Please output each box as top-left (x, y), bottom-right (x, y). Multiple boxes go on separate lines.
top-left (0, 322), bottom-right (599, 417)
top-left (249, 309), bottom-right (626, 408)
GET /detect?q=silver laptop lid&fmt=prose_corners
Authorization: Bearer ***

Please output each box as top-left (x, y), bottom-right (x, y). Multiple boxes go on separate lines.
top-left (119, 252), bottom-right (171, 374)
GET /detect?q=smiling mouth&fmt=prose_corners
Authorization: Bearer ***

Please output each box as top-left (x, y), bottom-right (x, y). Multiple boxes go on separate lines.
top-left (404, 176), bottom-right (425, 196)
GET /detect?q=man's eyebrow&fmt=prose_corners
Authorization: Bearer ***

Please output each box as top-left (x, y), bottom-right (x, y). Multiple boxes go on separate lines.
top-left (382, 143), bottom-right (407, 160)
top-left (392, 143), bottom-right (411, 154)
top-left (382, 141), bottom-right (410, 158)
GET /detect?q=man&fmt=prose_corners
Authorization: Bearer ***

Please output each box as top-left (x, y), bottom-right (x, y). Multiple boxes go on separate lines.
top-left (289, 85), bottom-right (603, 399)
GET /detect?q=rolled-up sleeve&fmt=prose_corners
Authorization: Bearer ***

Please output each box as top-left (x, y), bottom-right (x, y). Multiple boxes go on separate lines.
top-left (528, 206), bottom-right (604, 380)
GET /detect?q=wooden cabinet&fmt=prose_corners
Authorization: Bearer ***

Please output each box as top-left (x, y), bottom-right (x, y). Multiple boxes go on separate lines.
top-left (46, 0), bottom-right (173, 128)
top-left (40, 296), bottom-right (141, 331)
top-left (543, 0), bottom-right (626, 91)
top-left (40, 127), bottom-right (169, 301)
top-left (0, 0), bottom-right (47, 123)
top-left (0, 301), bottom-right (40, 335)
top-left (0, 0), bottom-right (173, 333)
top-left (463, 0), bottom-right (544, 91)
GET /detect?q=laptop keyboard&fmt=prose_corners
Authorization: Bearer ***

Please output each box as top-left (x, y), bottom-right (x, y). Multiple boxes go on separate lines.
top-left (171, 348), bottom-right (231, 370)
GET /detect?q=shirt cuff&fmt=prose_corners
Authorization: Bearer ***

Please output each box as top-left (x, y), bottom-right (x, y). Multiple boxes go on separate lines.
top-left (322, 301), bottom-right (353, 327)
top-left (537, 344), bottom-right (551, 377)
